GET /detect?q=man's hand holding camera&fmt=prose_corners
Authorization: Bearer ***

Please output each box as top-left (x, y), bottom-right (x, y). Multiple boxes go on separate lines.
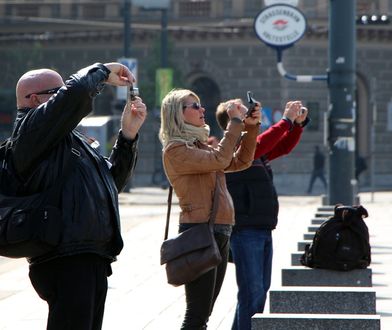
top-left (104, 62), bottom-right (135, 86)
top-left (121, 96), bottom-right (147, 141)
top-left (103, 62), bottom-right (147, 140)
top-left (283, 101), bottom-right (308, 125)
top-left (244, 102), bottom-right (261, 126)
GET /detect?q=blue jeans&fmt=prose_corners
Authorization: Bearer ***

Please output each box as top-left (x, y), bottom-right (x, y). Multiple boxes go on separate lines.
top-left (230, 228), bottom-right (273, 330)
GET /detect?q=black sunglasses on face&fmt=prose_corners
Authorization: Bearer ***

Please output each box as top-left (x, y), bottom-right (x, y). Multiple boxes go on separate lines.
top-left (25, 87), bottom-right (61, 99)
top-left (182, 102), bottom-right (202, 110)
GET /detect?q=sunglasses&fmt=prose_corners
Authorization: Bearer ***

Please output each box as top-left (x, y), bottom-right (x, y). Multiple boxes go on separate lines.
top-left (25, 87), bottom-right (61, 99)
top-left (182, 102), bottom-right (202, 110)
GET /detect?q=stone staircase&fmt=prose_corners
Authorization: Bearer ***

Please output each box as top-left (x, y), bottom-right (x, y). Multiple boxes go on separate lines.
top-left (251, 206), bottom-right (381, 330)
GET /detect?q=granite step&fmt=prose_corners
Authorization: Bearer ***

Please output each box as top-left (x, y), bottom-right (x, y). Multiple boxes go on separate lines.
top-left (298, 241), bottom-right (312, 251)
top-left (311, 218), bottom-right (325, 225)
top-left (251, 313), bottom-right (380, 330)
top-left (281, 267), bottom-right (372, 287)
top-left (269, 287), bottom-right (376, 314)
top-left (291, 252), bottom-right (303, 266)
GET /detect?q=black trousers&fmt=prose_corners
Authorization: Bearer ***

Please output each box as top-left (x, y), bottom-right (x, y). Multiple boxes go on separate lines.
top-left (181, 232), bottom-right (230, 330)
top-left (29, 254), bottom-right (111, 330)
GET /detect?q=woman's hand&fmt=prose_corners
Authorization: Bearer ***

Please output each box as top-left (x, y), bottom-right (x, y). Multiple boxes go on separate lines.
top-left (226, 102), bottom-right (243, 121)
top-left (243, 103), bottom-right (262, 126)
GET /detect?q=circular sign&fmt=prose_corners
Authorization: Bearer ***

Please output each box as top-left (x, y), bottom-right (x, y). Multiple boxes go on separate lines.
top-left (254, 4), bottom-right (307, 48)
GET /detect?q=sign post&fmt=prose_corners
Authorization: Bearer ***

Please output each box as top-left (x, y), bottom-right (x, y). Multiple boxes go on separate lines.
top-left (253, 4), bottom-right (326, 82)
top-left (254, 2), bottom-right (357, 205)
top-left (116, 57), bottom-right (138, 101)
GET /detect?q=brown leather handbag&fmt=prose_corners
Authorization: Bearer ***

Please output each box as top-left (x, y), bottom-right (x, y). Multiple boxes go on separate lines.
top-left (160, 177), bottom-right (222, 287)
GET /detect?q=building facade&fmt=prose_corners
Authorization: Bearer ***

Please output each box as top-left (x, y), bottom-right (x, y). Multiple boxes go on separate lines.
top-left (1, 0), bottom-right (392, 193)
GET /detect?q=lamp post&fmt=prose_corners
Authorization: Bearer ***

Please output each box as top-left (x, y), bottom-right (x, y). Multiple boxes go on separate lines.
top-left (123, 0), bottom-right (131, 57)
top-left (161, 8), bottom-right (168, 68)
top-left (327, 0), bottom-right (356, 205)
top-left (131, 0), bottom-right (171, 186)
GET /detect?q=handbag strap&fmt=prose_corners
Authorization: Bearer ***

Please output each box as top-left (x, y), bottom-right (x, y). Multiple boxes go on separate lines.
top-left (164, 185), bottom-right (173, 240)
top-left (163, 173), bottom-right (220, 240)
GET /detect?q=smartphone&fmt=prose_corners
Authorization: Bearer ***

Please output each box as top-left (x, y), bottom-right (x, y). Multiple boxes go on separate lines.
top-left (127, 85), bottom-right (139, 103)
top-left (246, 91), bottom-right (257, 117)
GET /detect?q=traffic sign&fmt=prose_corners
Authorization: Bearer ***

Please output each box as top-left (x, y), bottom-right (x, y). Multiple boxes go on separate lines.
top-left (254, 4), bottom-right (307, 49)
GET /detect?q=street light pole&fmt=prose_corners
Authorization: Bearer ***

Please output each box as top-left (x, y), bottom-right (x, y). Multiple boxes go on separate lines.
top-left (161, 8), bottom-right (168, 68)
top-left (123, 0), bottom-right (131, 57)
top-left (327, 0), bottom-right (357, 205)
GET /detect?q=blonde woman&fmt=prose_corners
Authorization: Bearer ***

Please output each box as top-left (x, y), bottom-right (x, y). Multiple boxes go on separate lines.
top-left (159, 89), bottom-right (261, 329)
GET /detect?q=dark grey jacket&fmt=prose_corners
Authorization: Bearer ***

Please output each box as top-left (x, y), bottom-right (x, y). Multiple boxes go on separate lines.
top-left (11, 63), bottom-right (138, 264)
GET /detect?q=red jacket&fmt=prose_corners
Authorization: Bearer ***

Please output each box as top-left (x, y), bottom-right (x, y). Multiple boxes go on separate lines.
top-left (254, 119), bottom-right (303, 160)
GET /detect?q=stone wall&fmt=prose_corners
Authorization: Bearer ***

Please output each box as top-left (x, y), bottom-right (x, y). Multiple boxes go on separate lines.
top-left (1, 24), bottom-right (392, 192)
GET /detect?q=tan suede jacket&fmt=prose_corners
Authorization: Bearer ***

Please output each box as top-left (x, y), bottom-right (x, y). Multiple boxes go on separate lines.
top-left (163, 120), bottom-right (259, 225)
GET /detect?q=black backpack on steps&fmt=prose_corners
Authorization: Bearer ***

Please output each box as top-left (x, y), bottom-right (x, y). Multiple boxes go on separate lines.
top-left (300, 204), bottom-right (371, 271)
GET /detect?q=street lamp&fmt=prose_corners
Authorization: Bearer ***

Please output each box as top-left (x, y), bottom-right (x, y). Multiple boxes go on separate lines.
top-left (132, 0), bottom-right (171, 187)
top-left (123, 0), bottom-right (131, 57)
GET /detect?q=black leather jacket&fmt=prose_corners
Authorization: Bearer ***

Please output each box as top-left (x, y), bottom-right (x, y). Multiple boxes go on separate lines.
top-left (11, 63), bottom-right (138, 265)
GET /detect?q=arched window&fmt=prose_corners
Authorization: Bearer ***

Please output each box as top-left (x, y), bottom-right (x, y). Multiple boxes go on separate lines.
top-left (190, 77), bottom-right (221, 137)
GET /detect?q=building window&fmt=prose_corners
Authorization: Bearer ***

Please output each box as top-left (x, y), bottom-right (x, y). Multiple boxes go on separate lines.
top-left (179, 0), bottom-right (211, 17)
top-left (82, 4), bottom-right (106, 19)
top-left (52, 4), bottom-right (61, 18)
top-left (16, 5), bottom-right (39, 17)
top-left (222, 0), bottom-right (232, 17)
top-left (357, 0), bottom-right (378, 14)
top-left (244, 0), bottom-right (263, 17)
top-left (5, 4), bottom-right (12, 16)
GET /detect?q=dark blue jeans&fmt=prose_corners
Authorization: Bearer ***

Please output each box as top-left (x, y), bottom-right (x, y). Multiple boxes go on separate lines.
top-left (230, 228), bottom-right (273, 330)
top-left (179, 224), bottom-right (231, 330)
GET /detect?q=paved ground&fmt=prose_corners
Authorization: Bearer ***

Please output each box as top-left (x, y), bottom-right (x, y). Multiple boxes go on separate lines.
top-left (0, 188), bottom-right (391, 329)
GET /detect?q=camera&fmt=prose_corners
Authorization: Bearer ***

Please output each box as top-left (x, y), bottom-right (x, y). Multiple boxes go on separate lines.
top-left (246, 91), bottom-right (258, 117)
top-left (127, 85), bottom-right (139, 103)
top-left (298, 107), bottom-right (306, 116)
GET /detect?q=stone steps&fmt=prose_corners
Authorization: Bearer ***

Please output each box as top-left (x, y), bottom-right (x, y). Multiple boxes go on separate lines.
top-left (281, 267), bottom-right (372, 287)
top-left (303, 233), bottom-right (314, 240)
top-left (291, 252), bottom-right (303, 266)
top-left (251, 204), bottom-right (380, 329)
top-left (311, 218), bottom-right (325, 225)
top-left (308, 225), bottom-right (319, 232)
top-left (298, 240), bottom-right (312, 251)
top-left (269, 286), bottom-right (376, 314)
top-left (252, 313), bottom-right (381, 330)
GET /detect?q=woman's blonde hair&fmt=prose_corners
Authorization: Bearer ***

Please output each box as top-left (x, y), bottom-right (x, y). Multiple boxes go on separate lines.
top-left (159, 89), bottom-right (210, 147)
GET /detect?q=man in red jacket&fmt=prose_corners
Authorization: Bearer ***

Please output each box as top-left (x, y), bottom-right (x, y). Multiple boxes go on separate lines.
top-left (216, 98), bottom-right (309, 330)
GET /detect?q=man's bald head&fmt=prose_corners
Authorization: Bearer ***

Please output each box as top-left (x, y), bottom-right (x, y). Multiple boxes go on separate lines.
top-left (16, 68), bottom-right (64, 109)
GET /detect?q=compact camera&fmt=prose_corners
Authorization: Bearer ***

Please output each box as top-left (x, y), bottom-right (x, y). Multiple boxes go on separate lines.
top-left (127, 85), bottom-right (139, 103)
top-left (298, 107), bottom-right (306, 116)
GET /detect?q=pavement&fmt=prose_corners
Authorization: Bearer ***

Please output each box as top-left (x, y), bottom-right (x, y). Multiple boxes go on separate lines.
top-left (0, 187), bottom-right (391, 329)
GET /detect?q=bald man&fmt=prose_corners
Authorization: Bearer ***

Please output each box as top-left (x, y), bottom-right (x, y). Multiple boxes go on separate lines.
top-left (9, 63), bottom-right (147, 330)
